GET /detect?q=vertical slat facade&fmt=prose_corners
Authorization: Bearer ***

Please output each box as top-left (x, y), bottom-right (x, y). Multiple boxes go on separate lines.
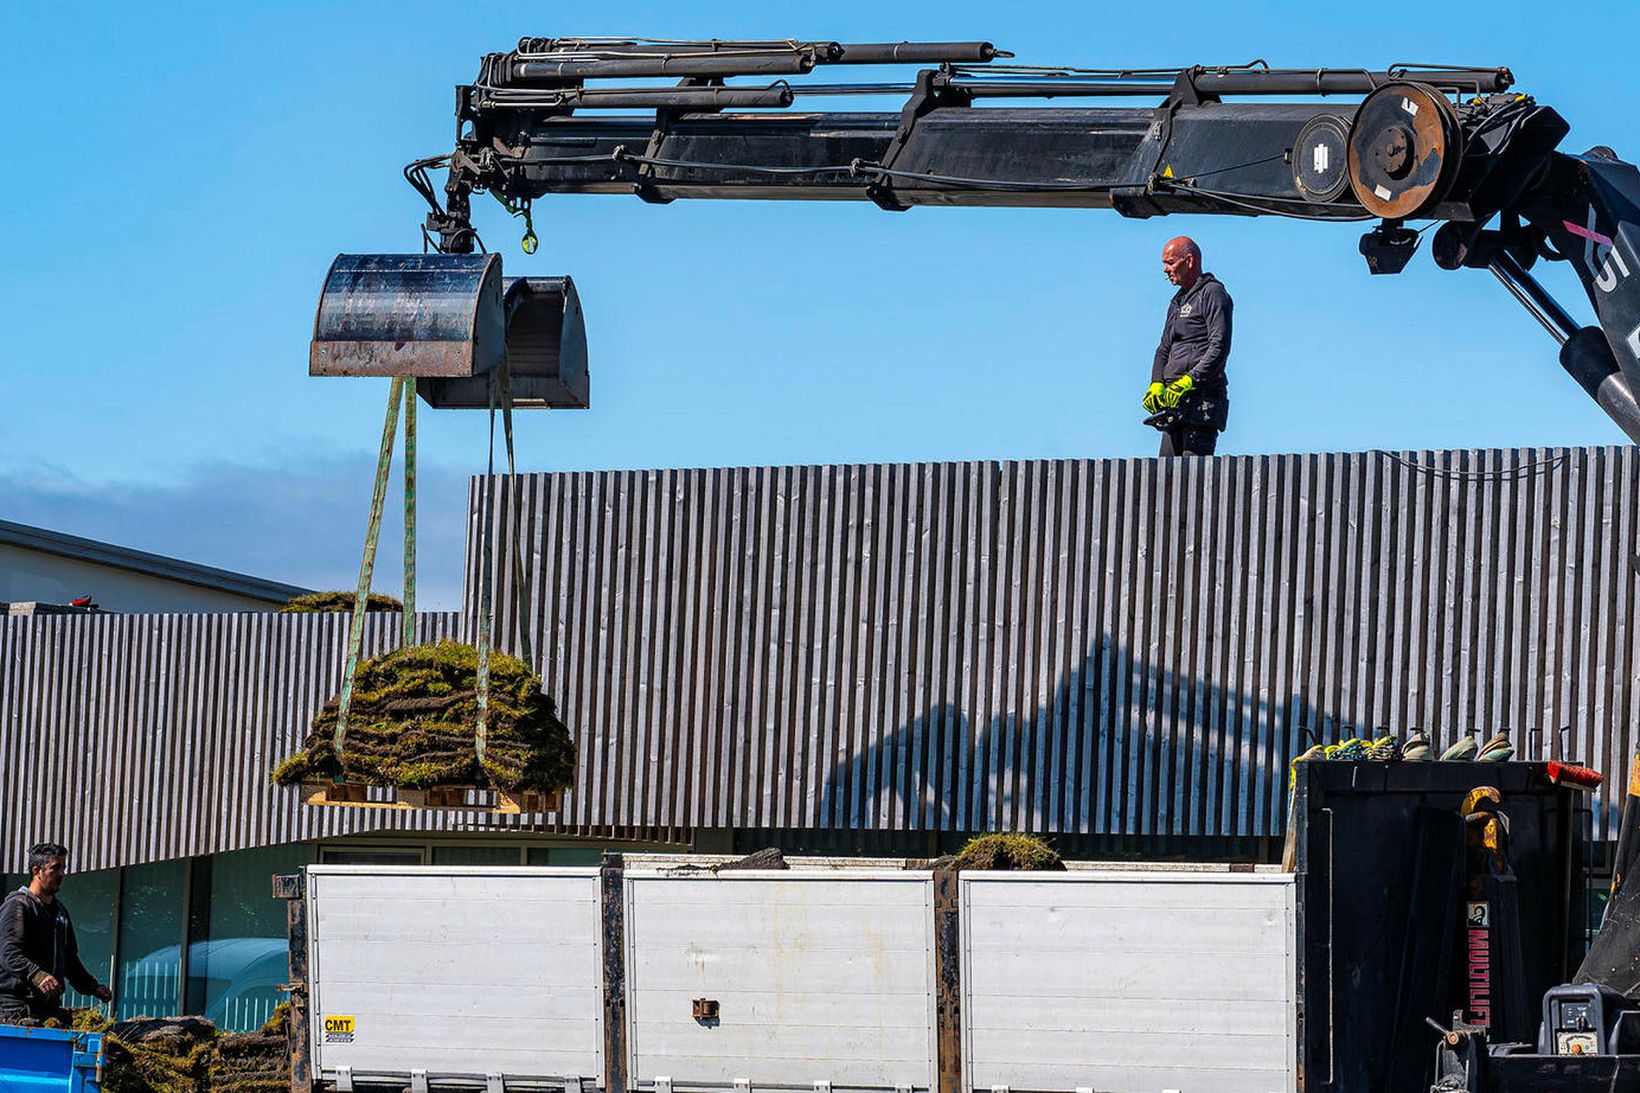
top-left (3, 445), bottom-right (1636, 872)
top-left (0, 611), bottom-right (684, 872)
top-left (471, 447), bottom-right (1640, 840)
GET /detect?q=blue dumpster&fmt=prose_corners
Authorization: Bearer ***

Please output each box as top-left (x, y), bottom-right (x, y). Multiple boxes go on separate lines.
top-left (0, 1024), bottom-right (104, 1093)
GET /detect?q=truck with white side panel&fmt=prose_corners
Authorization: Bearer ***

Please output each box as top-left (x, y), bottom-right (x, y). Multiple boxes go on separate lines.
top-left (274, 764), bottom-right (1589, 1093)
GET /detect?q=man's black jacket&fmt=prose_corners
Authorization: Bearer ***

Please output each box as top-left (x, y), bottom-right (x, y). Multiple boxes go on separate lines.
top-left (0, 887), bottom-right (100, 1001)
top-left (1150, 271), bottom-right (1233, 395)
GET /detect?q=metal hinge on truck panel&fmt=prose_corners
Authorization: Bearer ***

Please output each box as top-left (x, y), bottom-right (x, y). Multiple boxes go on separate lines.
top-left (932, 869), bottom-right (963, 1093)
top-left (601, 853), bottom-right (628, 1093)
top-left (275, 872), bottom-right (313, 1093)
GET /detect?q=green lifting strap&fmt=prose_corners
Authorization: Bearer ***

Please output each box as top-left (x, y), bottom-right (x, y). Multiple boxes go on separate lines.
top-left (474, 355), bottom-right (534, 776)
top-left (498, 352), bottom-right (536, 670)
top-left (474, 366), bottom-right (500, 765)
top-left (402, 379), bottom-right (418, 646)
top-left (334, 376), bottom-right (407, 761)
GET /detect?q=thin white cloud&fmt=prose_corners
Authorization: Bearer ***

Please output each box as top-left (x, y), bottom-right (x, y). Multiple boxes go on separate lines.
top-left (0, 456), bottom-right (471, 611)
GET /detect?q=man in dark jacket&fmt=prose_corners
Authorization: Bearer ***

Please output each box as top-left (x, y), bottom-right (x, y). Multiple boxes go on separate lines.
top-left (1142, 236), bottom-right (1232, 456)
top-left (0, 842), bottom-right (113, 1025)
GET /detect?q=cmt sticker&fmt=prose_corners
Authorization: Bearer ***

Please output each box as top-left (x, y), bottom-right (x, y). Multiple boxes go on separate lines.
top-left (323, 1015), bottom-right (356, 1044)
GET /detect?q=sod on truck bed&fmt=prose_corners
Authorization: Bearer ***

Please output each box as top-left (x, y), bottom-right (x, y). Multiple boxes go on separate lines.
top-left (206, 1004), bottom-right (289, 1093)
top-left (950, 832), bottom-right (1066, 871)
top-left (46, 1005), bottom-right (291, 1093)
top-left (45, 1004), bottom-right (295, 1089)
top-left (271, 640), bottom-right (575, 794)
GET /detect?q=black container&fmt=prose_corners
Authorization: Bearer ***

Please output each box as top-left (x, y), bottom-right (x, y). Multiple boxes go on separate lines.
top-left (1292, 760), bottom-right (1587, 1092)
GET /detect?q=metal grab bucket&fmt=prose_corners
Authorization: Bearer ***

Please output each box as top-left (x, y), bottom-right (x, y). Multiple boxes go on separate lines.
top-left (310, 253), bottom-right (506, 379)
top-left (419, 276), bottom-right (590, 409)
top-left (309, 254), bottom-right (590, 410)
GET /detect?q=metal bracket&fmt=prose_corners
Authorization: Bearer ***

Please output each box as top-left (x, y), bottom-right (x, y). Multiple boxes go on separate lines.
top-left (866, 69), bottom-right (969, 211)
top-left (487, 1074), bottom-right (506, 1093)
top-left (733, 1080), bottom-right (750, 1093)
top-left (654, 1078), bottom-right (673, 1093)
top-left (601, 854), bottom-right (628, 1093)
top-left (336, 1067), bottom-right (354, 1093)
top-left (1122, 74), bottom-right (1218, 216)
top-left (813, 1083), bottom-right (831, 1093)
top-left (1166, 68), bottom-right (1219, 107)
top-left (636, 78), bottom-right (724, 204)
top-left (411, 1071), bottom-right (430, 1093)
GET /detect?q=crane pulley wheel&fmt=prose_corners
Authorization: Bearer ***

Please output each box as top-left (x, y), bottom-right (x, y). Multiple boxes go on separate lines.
top-left (1292, 114), bottom-right (1353, 203)
top-left (1345, 82), bottom-right (1462, 219)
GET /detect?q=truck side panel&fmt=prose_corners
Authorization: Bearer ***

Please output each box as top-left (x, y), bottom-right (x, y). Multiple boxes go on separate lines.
top-left (962, 872), bottom-right (1297, 1093)
top-left (307, 866), bottom-right (603, 1079)
top-left (624, 871), bottom-right (937, 1091)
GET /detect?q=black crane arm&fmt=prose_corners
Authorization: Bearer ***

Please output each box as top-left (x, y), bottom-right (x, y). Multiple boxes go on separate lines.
top-left (434, 48), bottom-right (1520, 220)
top-left (324, 38), bottom-right (1640, 441)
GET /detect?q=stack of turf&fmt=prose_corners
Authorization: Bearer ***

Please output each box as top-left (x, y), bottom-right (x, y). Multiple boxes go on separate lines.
top-left (281, 591), bottom-right (403, 613)
top-left (272, 640), bottom-right (575, 795)
top-left (51, 1011), bottom-right (217, 1093)
top-left (207, 1004), bottom-right (290, 1093)
top-left (949, 832), bottom-right (1065, 871)
top-left (49, 1007), bottom-right (292, 1093)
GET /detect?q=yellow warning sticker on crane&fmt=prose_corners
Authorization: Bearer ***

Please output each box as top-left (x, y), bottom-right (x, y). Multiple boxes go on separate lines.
top-left (323, 1015), bottom-right (356, 1043)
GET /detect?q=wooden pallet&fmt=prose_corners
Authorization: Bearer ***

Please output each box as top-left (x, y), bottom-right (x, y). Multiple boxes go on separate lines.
top-left (300, 782), bottom-right (560, 814)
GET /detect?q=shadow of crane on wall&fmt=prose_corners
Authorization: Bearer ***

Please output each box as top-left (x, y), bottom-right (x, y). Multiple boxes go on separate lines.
top-left (814, 634), bottom-right (1355, 839)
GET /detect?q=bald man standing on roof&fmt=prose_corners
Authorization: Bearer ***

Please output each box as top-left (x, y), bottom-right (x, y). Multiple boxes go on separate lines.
top-left (1142, 236), bottom-right (1232, 456)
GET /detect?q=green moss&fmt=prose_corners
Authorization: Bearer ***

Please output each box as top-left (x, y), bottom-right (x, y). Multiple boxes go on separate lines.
top-left (281, 591), bottom-right (403, 614)
top-left (206, 1004), bottom-right (287, 1093)
top-left (59, 1008), bottom-right (290, 1093)
top-left (103, 1039), bottom-right (215, 1093)
top-left (951, 832), bottom-right (1066, 871)
top-left (68, 1007), bottom-right (113, 1033)
top-left (271, 640), bottom-right (576, 795)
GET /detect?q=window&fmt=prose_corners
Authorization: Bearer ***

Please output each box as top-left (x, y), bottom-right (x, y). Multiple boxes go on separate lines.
top-left (61, 867), bottom-right (118, 1009)
top-left (116, 859), bottom-right (187, 1019)
top-left (319, 846), bottom-right (425, 866)
top-left (186, 845), bottom-right (312, 1033)
top-left (527, 847), bottom-right (605, 867)
top-left (431, 846), bottom-right (524, 866)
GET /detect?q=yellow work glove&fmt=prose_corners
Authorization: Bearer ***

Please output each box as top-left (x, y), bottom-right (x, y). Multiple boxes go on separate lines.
top-left (1158, 373), bottom-right (1196, 409)
top-left (1142, 382), bottom-right (1166, 414)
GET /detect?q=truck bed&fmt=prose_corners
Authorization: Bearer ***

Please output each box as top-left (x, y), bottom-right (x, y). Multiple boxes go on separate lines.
top-left (298, 860), bottom-right (1296, 1093)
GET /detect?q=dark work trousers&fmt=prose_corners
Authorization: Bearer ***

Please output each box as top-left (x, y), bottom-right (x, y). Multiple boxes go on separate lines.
top-left (0, 993), bottom-right (66, 1026)
top-left (1159, 423), bottom-right (1219, 456)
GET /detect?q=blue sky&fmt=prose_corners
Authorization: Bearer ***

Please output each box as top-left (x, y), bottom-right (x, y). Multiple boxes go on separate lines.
top-left (2, 1), bottom-right (1635, 606)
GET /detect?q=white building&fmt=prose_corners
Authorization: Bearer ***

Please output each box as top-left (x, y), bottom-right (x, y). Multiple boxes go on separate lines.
top-left (0, 518), bottom-right (309, 613)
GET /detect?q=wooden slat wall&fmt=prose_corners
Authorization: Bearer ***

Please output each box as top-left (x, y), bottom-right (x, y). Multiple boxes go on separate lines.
top-left (470, 447), bottom-right (1640, 839)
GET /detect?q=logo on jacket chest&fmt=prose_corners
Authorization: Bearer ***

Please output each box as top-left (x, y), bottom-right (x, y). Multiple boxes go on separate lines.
top-left (1178, 303), bottom-right (1194, 317)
